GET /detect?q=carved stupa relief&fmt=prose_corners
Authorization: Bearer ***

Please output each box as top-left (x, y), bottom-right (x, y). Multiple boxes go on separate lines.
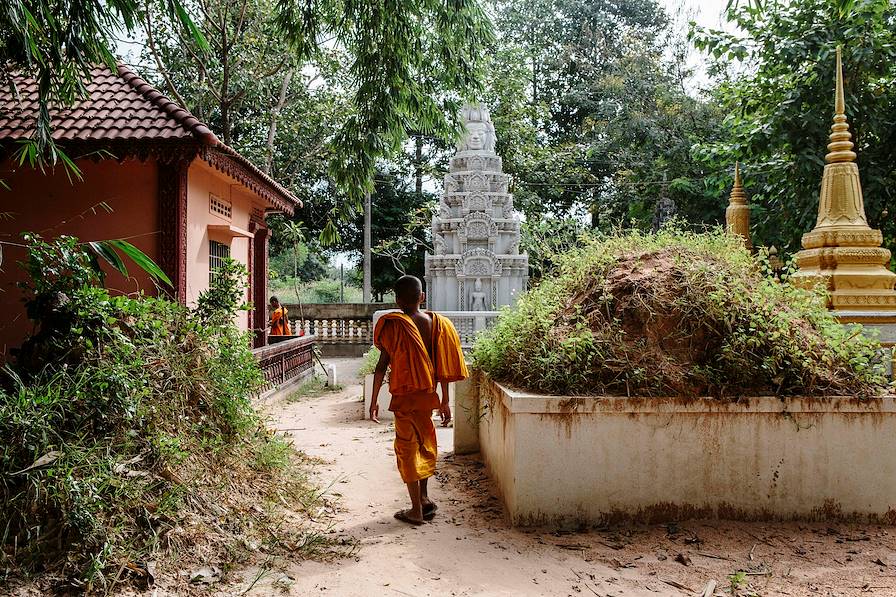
top-left (424, 104), bottom-right (529, 311)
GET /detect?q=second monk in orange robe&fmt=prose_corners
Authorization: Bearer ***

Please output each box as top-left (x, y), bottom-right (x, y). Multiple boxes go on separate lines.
top-left (269, 296), bottom-right (291, 336)
top-left (370, 275), bottom-right (467, 526)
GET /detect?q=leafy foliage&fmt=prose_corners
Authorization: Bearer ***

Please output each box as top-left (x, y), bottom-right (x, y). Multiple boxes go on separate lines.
top-left (521, 216), bottom-right (590, 283)
top-left (1, 236), bottom-right (328, 588)
top-left (484, 0), bottom-right (725, 229)
top-left (358, 346), bottom-right (381, 377)
top-left (690, 0), bottom-right (896, 255)
top-left (474, 227), bottom-right (888, 398)
top-left (194, 257), bottom-right (251, 326)
top-left (268, 233), bottom-right (328, 283)
top-left (143, 0), bottom-right (493, 243)
top-left (367, 174), bottom-right (436, 300)
top-left (0, 0), bottom-right (204, 168)
top-left (275, 0), bottom-right (493, 240)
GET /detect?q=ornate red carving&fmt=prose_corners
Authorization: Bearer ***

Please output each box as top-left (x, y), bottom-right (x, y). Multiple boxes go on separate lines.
top-left (252, 226), bottom-right (270, 347)
top-left (158, 158), bottom-right (190, 304)
top-left (200, 146), bottom-right (296, 215)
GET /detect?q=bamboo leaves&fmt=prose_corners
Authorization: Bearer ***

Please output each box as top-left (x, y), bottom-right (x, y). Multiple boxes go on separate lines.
top-left (86, 239), bottom-right (173, 288)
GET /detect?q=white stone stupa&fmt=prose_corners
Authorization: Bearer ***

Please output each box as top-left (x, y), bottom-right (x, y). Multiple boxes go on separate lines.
top-left (424, 105), bottom-right (528, 311)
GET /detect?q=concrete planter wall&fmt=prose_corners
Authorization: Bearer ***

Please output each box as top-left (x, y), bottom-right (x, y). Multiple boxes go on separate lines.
top-left (459, 373), bottom-right (896, 526)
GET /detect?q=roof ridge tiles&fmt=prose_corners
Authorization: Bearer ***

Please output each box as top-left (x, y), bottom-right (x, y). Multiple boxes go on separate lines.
top-left (116, 63), bottom-right (219, 146)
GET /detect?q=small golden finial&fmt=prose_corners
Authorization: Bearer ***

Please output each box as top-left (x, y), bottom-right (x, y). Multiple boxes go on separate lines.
top-left (726, 161), bottom-right (751, 248)
top-left (826, 46), bottom-right (857, 164)
top-left (730, 161), bottom-right (745, 204)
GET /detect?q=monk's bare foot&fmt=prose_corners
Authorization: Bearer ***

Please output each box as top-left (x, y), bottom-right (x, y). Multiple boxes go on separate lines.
top-left (394, 509), bottom-right (424, 526)
top-left (422, 500), bottom-right (438, 520)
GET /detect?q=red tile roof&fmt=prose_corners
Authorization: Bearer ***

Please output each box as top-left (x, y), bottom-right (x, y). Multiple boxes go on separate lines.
top-left (0, 63), bottom-right (299, 212)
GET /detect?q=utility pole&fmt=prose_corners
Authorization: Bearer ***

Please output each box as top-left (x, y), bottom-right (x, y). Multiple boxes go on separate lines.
top-left (340, 263), bottom-right (345, 303)
top-left (363, 189), bottom-right (371, 304)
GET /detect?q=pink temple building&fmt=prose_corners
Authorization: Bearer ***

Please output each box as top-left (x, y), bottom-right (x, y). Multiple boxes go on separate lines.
top-left (0, 64), bottom-right (299, 359)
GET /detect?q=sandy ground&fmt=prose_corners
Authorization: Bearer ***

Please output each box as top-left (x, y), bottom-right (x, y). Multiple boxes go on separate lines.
top-left (228, 358), bottom-right (896, 597)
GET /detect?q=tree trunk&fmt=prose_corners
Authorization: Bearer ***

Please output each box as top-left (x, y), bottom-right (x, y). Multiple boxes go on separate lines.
top-left (264, 68), bottom-right (294, 174)
top-left (414, 135), bottom-right (423, 201)
top-left (293, 244), bottom-right (305, 327)
top-left (531, 53), bottom-right (538, 106)
top-left (363, 190), bottom-right (372, 303)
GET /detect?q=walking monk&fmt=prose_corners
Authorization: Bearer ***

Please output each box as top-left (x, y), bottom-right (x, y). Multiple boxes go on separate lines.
top-left (370, 275), bottom-right (468, 525)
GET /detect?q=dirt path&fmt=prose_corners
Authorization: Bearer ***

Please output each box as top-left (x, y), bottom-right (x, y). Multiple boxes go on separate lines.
top-left (235, 359), bottom-right (896, 597)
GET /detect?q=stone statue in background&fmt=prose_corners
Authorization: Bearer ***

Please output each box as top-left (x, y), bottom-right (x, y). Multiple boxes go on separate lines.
top-left (424, 104), bottom-right (528, 312)
top-left (470, 278), bottom-right (488, 311)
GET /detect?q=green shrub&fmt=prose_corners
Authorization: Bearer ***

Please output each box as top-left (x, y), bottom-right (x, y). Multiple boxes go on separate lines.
top-left (194, 256), bottom-right (252, 326)
top-left (0, 236), bottom-right (328, 591)
top-left (308, 278), bottom-right (343, 303)
top-left (358, 346), bottom-right (381, 376)
top-left (473, 227), bottom-right (888, 398)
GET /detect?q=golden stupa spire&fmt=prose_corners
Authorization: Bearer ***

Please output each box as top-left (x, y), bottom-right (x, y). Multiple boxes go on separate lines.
top-left (725, 161), bottom-right (752, 249)
top-left (792, 45), bottom-right (896, 312)
top-left (826, 46), bottom-right (857, 164)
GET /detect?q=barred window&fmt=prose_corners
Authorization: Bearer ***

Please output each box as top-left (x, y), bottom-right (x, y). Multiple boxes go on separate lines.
top-left (209, 240), bottom-right (230, 285)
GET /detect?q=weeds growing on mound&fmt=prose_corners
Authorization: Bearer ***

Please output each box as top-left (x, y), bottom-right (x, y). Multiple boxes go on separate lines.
top-left (473, 227), bottom-right (889, 398)
top-left (0, 235), bottom-right (341, 593)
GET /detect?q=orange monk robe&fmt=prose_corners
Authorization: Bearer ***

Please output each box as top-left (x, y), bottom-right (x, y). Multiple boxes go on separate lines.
top-left (270, 306), bottom-right (291, 336)
top-left (373, 311), bottom-right (468, 483)
top-left (373, 311), bottom-right (468, 412)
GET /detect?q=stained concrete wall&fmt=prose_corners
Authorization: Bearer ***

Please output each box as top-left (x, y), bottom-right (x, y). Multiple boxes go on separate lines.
top-left (472, 376), bottom-right (896, 526)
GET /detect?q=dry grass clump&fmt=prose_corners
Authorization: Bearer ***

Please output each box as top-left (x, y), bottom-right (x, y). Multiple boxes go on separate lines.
top-left (0, 299), bottom-right (344, 594)
top-left (0, 238), bottom-right (348, 594)
top-left (473, 227), bottom-right (888, 398)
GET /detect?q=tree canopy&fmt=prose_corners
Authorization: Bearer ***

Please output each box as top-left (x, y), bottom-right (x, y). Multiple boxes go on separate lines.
top-left (3, 0), bottom-right (493, 230)
top-left (483, 0), bottom-right (726, 230)
top-left (6, 0), bottom-right (896, 288)
top-left (691, 0), bottom-right (896, 254)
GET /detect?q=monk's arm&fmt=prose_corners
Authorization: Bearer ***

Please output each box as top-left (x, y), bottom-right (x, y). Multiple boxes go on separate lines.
top-left (370, 349), bottom-right (391, 420)
top-left (439, 380), bottom-right (451, 424)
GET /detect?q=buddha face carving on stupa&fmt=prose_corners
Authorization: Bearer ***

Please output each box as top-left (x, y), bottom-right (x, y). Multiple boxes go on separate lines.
top-left (466, 122), bottom-right (487, 150)
top-left (458, 104), bottom-right (496, 153)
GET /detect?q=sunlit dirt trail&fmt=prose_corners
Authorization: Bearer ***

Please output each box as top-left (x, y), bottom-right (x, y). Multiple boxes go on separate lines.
top-left (232, 359), bottom-right (896, 597)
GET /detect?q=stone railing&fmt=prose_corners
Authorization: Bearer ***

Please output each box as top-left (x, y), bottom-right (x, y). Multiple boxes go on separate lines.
top-left (252, 334), bottom-right (316, 395)
top-left (294, 318), bottom-right (373, 346)
top-left (373, 309), bottom-right (500, 349)
top-left (440, 311), bottom-right (500, 348)
top-left (283, 303), bottom-right (391, 356)
top-left (277, 304), bottom-right (500, 354)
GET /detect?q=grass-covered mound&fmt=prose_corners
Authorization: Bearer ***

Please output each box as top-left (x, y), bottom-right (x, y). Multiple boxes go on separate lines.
top-left (473, 228), bottom-right (888, 398)
top-left (1, 237), bottom-right (336, 593)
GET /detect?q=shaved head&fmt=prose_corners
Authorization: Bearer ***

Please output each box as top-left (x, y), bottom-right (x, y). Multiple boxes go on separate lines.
top-left (394, 275), bottom-right (425, 313)
top-left (394, 275), bottom-right (423, 301)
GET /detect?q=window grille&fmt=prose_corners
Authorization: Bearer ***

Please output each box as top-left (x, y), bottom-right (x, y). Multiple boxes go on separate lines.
top-left (209, 193), bottom-right (232, 220)
top-left (209, 240), bottom-right (230, 285)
